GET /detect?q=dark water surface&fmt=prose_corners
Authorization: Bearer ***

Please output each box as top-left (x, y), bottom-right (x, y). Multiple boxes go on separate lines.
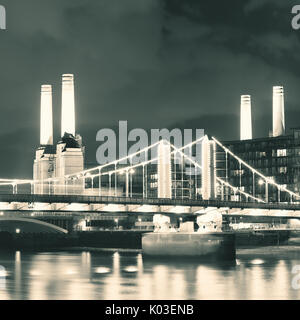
top-left (1, 247), bottom-right (300, 300)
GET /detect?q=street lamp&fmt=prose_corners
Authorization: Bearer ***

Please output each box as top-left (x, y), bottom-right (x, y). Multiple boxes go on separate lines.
top-left (258, 178), bottom-right (269, 202)
top-left (114, 218), bottom-right (119, 229)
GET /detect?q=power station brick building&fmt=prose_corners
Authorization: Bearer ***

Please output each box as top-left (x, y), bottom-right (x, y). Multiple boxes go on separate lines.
top-left (220, 86), bottom-right (300, 202)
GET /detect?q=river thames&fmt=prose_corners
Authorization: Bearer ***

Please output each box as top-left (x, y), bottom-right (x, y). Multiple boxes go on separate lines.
top-left (1, 246), bottom-right (300, 300)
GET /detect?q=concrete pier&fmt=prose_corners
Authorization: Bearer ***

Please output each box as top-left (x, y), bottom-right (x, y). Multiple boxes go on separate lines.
top-left (142, 232), bottom-right (236, 261)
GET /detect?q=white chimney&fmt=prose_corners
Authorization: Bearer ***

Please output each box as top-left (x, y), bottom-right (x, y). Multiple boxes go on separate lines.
top-left (272, 86), bottom-right (285, 137)
top-left (61, 74), bottom-right (75, 137)
top-left (40, 85), bottom-right (53, 145)
top-left (240, 95), bottom-right (252, 140)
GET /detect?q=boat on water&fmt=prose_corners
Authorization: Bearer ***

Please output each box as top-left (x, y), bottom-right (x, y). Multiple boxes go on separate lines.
top-left (142, 212), bottom-right (236, 261)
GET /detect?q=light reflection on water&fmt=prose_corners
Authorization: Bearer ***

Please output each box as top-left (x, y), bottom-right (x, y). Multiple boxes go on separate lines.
top-left (0, 249), bottom-right (300, 300)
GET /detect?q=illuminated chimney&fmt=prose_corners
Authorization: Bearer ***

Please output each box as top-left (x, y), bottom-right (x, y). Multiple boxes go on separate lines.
top-left (240, 95), bottom-right (252, 140)
top-left (272, 86), bottom-right (285, 137)
top-left (40, 85), bottom-right (53, 145)
top-left (61, 74), bottom-right (75, 137)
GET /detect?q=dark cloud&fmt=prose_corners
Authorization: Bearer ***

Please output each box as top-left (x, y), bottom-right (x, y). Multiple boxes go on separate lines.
top-left (0, 0), bottom-right (299, 177)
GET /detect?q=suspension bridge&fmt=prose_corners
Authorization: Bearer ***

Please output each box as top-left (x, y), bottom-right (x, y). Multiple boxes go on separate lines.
top-left (0, 135), bottom-right (300, 228)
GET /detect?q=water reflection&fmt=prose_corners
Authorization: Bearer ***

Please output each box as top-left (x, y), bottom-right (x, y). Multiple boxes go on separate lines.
top-left (0, 248), bottom-right (299, 299)
top-left (14, 251), bottom-right (21, 299)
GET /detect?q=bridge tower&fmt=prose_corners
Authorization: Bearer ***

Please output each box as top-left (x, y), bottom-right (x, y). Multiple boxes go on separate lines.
top-left (33, 85), bottom-right (55, 194)
top-left (157, 140), bottom-right (172, 199)
top-left (201, 135), bottom-right (216, 200)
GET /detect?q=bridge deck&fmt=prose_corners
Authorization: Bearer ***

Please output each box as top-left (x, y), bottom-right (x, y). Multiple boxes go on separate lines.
top-left (1, 194), bottom-right (300, 211)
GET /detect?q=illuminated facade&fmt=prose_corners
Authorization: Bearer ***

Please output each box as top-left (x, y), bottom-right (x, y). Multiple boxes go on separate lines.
top-left (33, 145), bottom-right (56, 194)
top-left (54, 134), bottom-right (84, 195)
top-left (221, 129), bottom-right (300, 202)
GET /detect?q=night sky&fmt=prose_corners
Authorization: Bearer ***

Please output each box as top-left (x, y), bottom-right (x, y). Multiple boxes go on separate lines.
top-left (0, 0), bottom-right (299, 178)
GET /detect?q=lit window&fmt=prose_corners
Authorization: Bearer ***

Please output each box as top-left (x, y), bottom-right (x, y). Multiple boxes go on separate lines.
top-left (279, 167), bottom-right (287, 174)
top-left (277, 149), bottom-right (287, 157)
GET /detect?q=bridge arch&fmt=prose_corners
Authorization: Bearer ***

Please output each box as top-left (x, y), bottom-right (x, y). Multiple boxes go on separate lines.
top-left (0, 217), bottom-right (68, 234)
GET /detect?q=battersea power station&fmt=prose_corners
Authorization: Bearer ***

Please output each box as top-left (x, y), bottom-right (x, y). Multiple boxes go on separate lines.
top-left (221, 86), bottom-right (300, 203)
top-left (33, 74), bottom-right (85, 196)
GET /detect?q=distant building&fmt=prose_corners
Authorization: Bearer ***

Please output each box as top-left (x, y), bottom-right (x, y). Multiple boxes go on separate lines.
top-left (34, 74), bottom-right (85, 195)
top-left (219, 128), bottom-right (300, 202)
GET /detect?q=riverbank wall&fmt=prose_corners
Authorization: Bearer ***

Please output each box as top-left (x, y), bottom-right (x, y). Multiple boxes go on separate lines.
top-left (0, 229), bottom-right (294, 251)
